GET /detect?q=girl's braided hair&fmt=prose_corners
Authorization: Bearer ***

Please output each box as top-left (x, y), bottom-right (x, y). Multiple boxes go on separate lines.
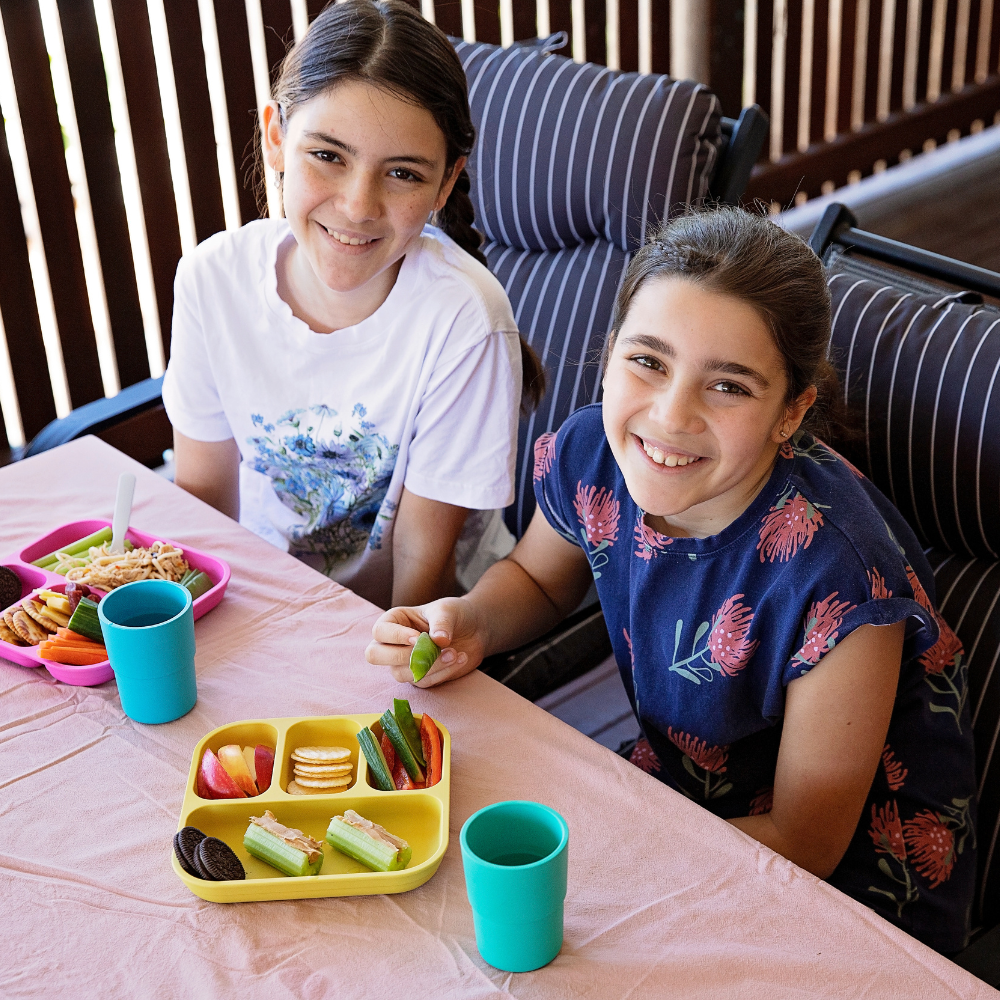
top-left (267, 0), bottom-right (545, 411)
top-left (605, 207), bottom-right (853, 442)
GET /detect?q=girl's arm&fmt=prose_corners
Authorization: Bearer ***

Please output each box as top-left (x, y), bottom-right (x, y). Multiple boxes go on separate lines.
top-left (391, 488), bottom-right (470, 606)
top-left (173, 430), bottom-right (241, 521)
top-left (728, 619), bottom-right (905, 879)
top-left (368, 507), bottom-right (593, 685)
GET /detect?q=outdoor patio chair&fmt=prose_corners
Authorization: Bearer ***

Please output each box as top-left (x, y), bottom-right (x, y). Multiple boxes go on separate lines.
top-left (812, 202), bottom-right (1000, 979)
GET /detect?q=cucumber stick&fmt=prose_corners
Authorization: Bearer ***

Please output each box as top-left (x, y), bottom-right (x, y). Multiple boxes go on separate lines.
top-left (325, 818), bottom-right (411, 872)
top-left (357, 727), bottom-right (394, 791)
top-left (180, 569), bottom-right (213, 600)
top-left (243, 824), bottom-right (323, 877)
top-left (392, 698), bottom-right (426, 769)
top-left (67, 598), bottom-right (103, 644)
top-left (380, 711), bottom-right (425, 784)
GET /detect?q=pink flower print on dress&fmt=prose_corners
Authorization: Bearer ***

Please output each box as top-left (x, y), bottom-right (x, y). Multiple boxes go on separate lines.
top-left (869, 801), bottom-right (907, 862)
top-left (666, 726), bottom-right (729, 773)
top-left (905, 564), bottom-right (933, 611)
top-left (634, 514), bottom-right (672, 561)
top-left (573, 482), bottom-right (620, 545)
top-left (881, 744), bottom-right (907, 791)
top-left (707, 595), bottom-right (759, 676)
top-left (748, 787), bottom-right (774, 816)
top-left (757, 490), bottom-right (825, 563)
top-left (629, 738), bottom-right (661, 773)
top-left (793, 592), bottom-right (856, 666)
top-left (869, 566), bottom-right (892, 600)
top-left (920, 618), bottom-right (963, 676)
top-left (532, 432), bottom-right (557, 481)
top-left (903, 811), bottom-right (956, 888)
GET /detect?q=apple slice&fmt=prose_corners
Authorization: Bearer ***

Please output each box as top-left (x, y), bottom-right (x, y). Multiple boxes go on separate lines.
top-left (217, 744), bottom-right (257, 797)
top-left (254, 744), bottom-right (275, 793)
top-left (198, 748), bottom-right (246, 799)
top-left (241, 746), bottom-right (257, 788)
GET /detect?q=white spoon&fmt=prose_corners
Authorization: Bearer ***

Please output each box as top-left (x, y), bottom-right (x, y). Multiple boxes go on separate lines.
top-left (110, 473), bottom-right (136, 555)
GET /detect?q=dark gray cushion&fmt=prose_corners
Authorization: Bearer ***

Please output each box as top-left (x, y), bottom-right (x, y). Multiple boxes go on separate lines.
top-left (827, 257), bottom-right (1000, 560)
top-left (456, 38), bottom-right (722, 254)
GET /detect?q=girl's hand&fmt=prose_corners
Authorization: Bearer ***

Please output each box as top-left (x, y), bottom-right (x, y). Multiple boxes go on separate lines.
top-left (366, 597), bottom-right (487, 687)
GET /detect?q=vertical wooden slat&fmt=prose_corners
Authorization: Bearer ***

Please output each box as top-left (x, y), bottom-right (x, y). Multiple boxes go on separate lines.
top-left (473, 0), bottom-right (501, 44)
top-left (213, 2), bottom-right (260, 227)
top-left (951, 0), bottom-right (971, 89)
top-left (571, 0), bottom-right (585, 60)
top-left (162, 0), bottom-right (227, 245)
top-left (500, 0), bottom-right (514, 46)
top-left (799, 0), bottom-right (816, 150)
top-left (650, 0), bottom-right (670, 74)
top-left (56, 0), bottom-right (149, 389)
top-left (903, 0), bottom-right (922, 107)
top-left (618, 0), bottom-right (638, 72)
top-left (0, 99), bottom-right (55, 440)
top-left (876, 0), bottom-right (896, 119)
top-left (770, 0), bottom-right (788, 160)
top-left (824, 0), bottom-right (842, 138)
top-left (420, 0), bottom-right (435, 24)
top-left (927, 0), bottom-right (948, 100)
top-left (606, 0), bottom-right (619, 69)
top-left (744, 0), bottom-right (758, 103)
top-left (851, 0), bottom-right (870, 128)
top-left (109, 0), bottom-right (183, 364)
top-left (536, 0), bottom-right (551, 35)
top-left (1, 0), bottom-right (103, 408)
top-left (460, 0), bottom-right (475, 40)
top-left (585, 0), bottom-right (607, 65)
top-left (261, 0), bottom-right (295, 84)
top-left (973, 0), bottom-right (993, 82)
top-left (638, 0), bottom-right (652, 73)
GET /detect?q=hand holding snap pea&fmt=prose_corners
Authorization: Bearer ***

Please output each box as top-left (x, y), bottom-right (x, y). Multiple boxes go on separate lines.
top-left (366, 598), bottom-right (486, 687)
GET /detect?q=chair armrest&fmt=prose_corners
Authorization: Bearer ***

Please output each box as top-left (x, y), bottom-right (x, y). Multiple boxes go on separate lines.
top-left (710, 105), bottom-right (769, 205)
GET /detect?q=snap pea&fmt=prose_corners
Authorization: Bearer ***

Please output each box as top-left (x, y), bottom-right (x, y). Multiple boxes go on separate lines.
top-left (409, 632), bottom-right (441, 683)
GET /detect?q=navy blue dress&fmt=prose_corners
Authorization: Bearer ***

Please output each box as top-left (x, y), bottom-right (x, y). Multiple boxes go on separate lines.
top-left (533, 404), bottom-right (977, 952)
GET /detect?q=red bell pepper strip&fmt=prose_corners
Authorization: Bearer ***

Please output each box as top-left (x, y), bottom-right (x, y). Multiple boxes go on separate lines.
top-left (420, 714), bottom-right (442, 787)
top-left (393, 755), bottom-right (419, 790)
top-left (380, 732), bottom-right (397, 775)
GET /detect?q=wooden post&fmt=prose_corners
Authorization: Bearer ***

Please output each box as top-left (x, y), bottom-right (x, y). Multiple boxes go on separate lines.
top-left (671, 0), bottom-right (710, 83)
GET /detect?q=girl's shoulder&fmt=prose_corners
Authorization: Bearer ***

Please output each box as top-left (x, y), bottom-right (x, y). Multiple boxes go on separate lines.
top-left (176, 218), bottom-right (286, 288)
top-left (412, 226), bottom-right (517, 335)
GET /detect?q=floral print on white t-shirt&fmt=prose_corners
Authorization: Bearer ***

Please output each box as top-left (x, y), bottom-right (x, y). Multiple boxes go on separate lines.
top-left (248, 403), bottom-right (398, 573)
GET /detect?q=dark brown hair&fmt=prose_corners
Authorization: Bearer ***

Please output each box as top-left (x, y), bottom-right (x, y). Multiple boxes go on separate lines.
top-left (606, 206), bottom-right (851, 441)
top-left (269, 0), bottom-right (544, 411)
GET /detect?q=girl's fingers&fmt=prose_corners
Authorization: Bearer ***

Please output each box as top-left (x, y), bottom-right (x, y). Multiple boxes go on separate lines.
top-left (365, 639), bottom-right (415, 667)
top-left (371, 620), bottom-right (423, 647)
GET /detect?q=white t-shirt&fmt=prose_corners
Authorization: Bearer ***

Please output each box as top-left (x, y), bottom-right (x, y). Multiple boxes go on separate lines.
top-left (163, 219), bottom-right (521, 608)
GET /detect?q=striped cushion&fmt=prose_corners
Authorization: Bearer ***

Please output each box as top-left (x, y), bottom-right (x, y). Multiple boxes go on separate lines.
top-left (930, 548), bottom-right (1000, 929)
top-left (486, 239), bottom-right (630, 536)
top-left (456, 39), bottom-right (722, 253)
top-left (827, 259), bottom-right (1000, 559)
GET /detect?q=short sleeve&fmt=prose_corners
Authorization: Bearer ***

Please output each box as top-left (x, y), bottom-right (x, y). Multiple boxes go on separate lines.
top-left (530, 425), bottom-right (581, 545)
top-left (779, 551), bottom-right (940, 689)
top-left (161, 255), bottom-right (233, 443)
top-left (403, 328), bottom-right (521, 509)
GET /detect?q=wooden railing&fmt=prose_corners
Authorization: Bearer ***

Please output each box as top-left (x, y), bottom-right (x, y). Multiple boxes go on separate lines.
top-left (0, 0), bottom-right (998, 459)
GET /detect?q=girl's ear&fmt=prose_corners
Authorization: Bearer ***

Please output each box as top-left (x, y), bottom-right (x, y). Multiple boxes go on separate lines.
top-left (773, 385), bottom-right (818, 443)
top-left (261, 102), bottom-right (285, 171)
top-left (433, 155), bottom-right (467, 213)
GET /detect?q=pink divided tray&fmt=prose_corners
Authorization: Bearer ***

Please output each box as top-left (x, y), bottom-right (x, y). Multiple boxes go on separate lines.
top-left (0, 519), bottom-right (230, 687)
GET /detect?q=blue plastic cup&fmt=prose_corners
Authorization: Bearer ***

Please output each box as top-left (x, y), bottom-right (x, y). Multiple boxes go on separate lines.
top-left (460, 800), bottom-right (569, 972)
top-left (98, 579), bottom-right (196, 724)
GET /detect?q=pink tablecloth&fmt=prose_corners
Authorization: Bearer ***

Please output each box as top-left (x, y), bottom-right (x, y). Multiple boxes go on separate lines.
top-left (0, 437), bottom-right (994, 999)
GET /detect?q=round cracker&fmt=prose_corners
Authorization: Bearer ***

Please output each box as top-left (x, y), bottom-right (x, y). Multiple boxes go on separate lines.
top-left (0, 621), bottom-right (27, 646)
top-left (290, 746), bottom-right (351, 762)
top-left (21, 599), bottom-right (59, 633)
top-left (293, 762), bottom-right (353, 775)
top-left (293, 774), bottom-right (353, 788)
top-left (286, 780), bottom-right (332, 796)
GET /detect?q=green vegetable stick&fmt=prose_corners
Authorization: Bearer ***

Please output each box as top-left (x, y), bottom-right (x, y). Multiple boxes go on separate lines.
top-left (32, 526), bottom-right (114, 568)
top-left (409, 632), bottom-right (441, 683)
top-left (244, 823), bottom-right (323, 877)
top-left (392, 698), bottom-right (426, 768)
top-left (325, 816), bottom-right (411, 872)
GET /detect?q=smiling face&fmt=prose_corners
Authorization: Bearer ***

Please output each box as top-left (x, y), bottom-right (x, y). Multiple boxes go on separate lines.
top-left (262, 78), bottom-right (463, 322)
top-left (602, 276), bottom-right (816, 538)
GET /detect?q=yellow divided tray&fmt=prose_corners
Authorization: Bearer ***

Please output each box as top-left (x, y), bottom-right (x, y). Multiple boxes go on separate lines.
top-left (172, 714), bottom-right (451, 902)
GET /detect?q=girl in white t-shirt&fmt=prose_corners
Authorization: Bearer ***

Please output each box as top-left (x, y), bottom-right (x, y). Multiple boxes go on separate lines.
top-left (163, 0), bottom-right (542, 609)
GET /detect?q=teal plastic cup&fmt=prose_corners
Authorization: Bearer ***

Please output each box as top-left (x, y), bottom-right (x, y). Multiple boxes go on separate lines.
top-left (460, 800), bottom-right (569, 973)
top-left (98, 579), bottom-right (196, 724)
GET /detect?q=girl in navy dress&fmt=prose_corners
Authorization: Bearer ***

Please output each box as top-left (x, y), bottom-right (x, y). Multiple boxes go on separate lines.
top-left (368, 208), bottom-right (977, 952)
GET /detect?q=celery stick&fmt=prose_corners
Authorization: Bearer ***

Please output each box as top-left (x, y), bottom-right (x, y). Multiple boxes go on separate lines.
top-left (32, 527), bottom-right (113, 567)
top-left (244, 824), bottom-right (323, 877)
top-left (325, 817), bottom-right (411, 872)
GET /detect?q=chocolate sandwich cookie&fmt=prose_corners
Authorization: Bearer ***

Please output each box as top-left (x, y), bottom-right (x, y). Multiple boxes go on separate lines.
top-left (0, 566), bottom-right (20, 610)
top-left (173, 826), bottom-right (206, 878)
top-left (195, 837), bottom-right (246, 881)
